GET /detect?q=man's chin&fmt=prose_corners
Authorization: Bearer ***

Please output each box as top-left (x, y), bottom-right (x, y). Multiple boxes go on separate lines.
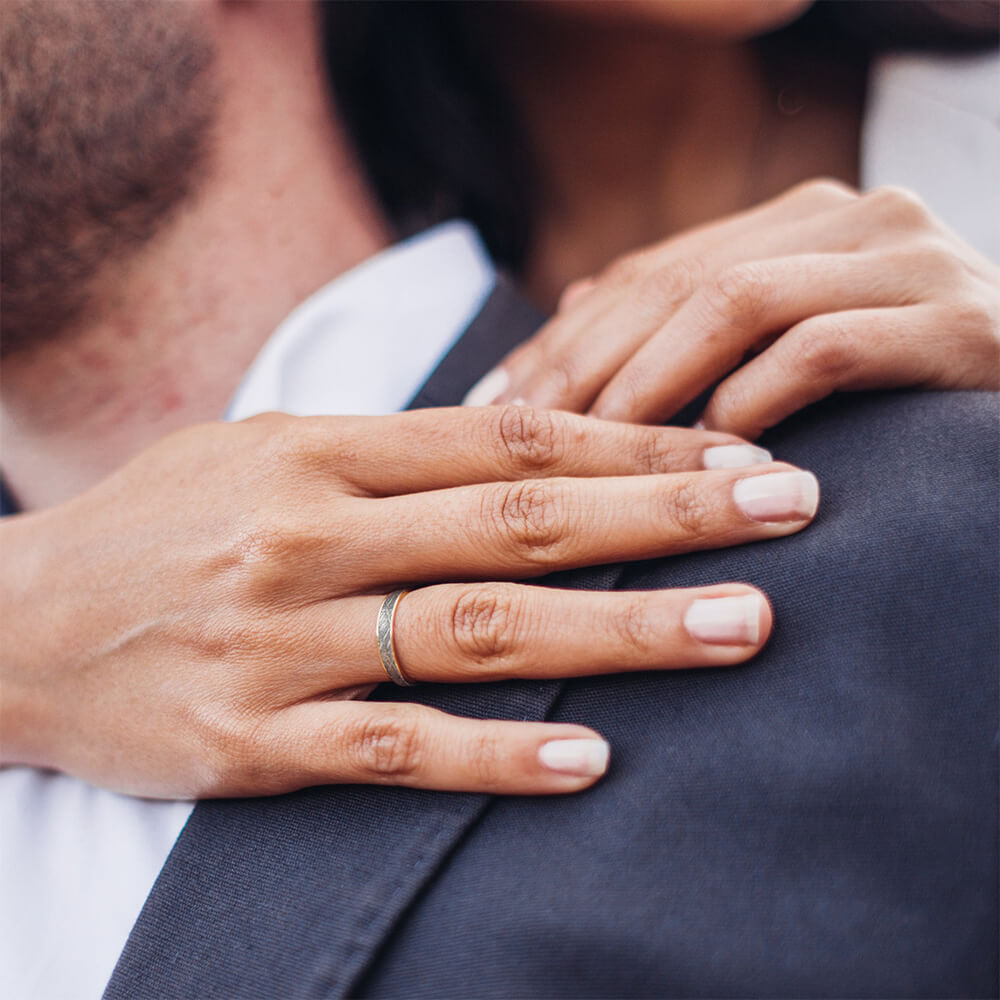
top-left (0, 0), bottom-right (219, 355)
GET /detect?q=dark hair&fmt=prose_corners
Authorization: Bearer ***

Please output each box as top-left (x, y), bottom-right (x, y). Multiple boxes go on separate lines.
top-left (323, 1), bottom-right (998, 275)
top-left (324, 3), bottom-right (532, 268)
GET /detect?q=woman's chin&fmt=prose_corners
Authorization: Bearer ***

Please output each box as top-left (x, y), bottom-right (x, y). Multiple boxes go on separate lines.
top-left (533, 0), bottom-right (814, 41)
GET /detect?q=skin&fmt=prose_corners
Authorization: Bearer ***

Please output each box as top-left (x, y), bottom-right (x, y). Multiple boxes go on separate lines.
top-left (1, 0), bottom-right (390, 508)
top-left (0, 0), bottom-right (816, 798)
top-left (466, 0), bottom-right (861, 308)
top-left (3, 407), bottom-right (823, 798)
top-left (469, 179), bottom-right (1000, 437)
top-left (460, 3), bottom-right (1000, 435)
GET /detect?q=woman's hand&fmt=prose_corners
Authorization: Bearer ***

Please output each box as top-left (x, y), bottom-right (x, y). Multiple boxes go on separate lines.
top-left (466, 180), bottom-right (1000, 439)
top-left (1, 407), bottom-right (816, 799)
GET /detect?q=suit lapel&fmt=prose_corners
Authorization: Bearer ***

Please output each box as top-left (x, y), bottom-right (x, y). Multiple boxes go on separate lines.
top-left (407, 274), bottom-right (547, 409)
top-left (105, 277), bottom-right (605, 999)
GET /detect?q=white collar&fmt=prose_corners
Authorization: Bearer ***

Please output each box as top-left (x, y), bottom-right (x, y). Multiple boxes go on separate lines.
top-left (226, 221), bottom-right (495, 421)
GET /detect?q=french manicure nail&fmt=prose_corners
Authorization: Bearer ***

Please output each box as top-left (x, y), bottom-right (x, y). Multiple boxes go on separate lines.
top-left (733, 470), bottom-right (819, 522)
top-left (703, 444), bottom-right (773, 469)
top-left (684, 594), bottom-right (763, 645)
top-left (538, 738), bottom-right (610, 777)
top-left (462, 368), bottom-right (509, 407)
top-left (692, 420), bottom-right (706, 430)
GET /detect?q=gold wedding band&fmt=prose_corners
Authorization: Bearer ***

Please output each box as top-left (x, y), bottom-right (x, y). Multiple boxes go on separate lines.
top-left (377, 590), bottom-right (415, 687)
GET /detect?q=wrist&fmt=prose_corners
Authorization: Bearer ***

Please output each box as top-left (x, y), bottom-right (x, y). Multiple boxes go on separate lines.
top-left (0, 508), bottom-right (70, 767)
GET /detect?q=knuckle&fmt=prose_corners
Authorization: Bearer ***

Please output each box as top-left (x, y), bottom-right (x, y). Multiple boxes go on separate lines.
top-left (615, 596), bottom-right (657, 656)
top-left (865, 185), bottom-right (932, 230)
top-left (349, 711), bottom-right (423, 780)
top-left (229, 516), bottom-right (305, 569)
top-left (658, 475), bottom-right (710, 537)
top-left (185, 614), bottom-right (261, 663)
top-left (635, 257), bottom-right (704, 312)
top-left (592, 369), bottom-right (648, 422)
top-left (558, 277), bottom-right (594, 313)
top-left (709, 263), bottom-right (773, 324)
top-left (495, 404), bottom-right (565, 473)
top-left (216, 514), bottom-right (324, 599)
top-left (703, 381), bottom-right (751, 433)
top-left (448, 584), bottom-right (519, 664)
top-left (604, 249), bottom-right (650, 287)
top-left (190, 707), bottom-right (271, 795)
top-left (792, 319), bottom-right (855, 382)
top-left (906, 237), bottom-right (966, 285)
top-left (949, 294), bottom-right (1000, 345)
top-left (259, 421), bottom-right (323, 471)
top-left (240, 410), bottom-right (285, 428)
top-left (632, 427), bottom-right (681, 475)
top-left (488, 480), bottom-right (568, 564)
top-left (149, 423), bottom-right (238, 480)
top-left (790, 177), bottom-right (857, 205)
top-left (468, 730), bottom-right (504, 790)
top-left (537, 355), bottom-right (582, 406)
top-left (231, 521), bottom-right (292, 565)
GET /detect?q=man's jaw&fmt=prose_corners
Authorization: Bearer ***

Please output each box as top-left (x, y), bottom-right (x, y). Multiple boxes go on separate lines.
top-left (0, 0), bottom-right (391, 511)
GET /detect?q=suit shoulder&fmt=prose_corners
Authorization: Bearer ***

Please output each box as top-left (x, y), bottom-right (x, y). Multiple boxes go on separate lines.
top-left (769, 390), bottom-right (998, 538)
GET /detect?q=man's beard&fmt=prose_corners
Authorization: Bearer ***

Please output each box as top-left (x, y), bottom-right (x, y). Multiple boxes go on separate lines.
top-left (0, 0), bottom-right (219, 357)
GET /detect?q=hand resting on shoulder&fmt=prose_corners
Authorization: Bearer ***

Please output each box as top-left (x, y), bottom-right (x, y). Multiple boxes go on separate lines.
top-left (469, 179), bottom-right (1000, 439)
top-left (0, 406), bottom-right (817, 799)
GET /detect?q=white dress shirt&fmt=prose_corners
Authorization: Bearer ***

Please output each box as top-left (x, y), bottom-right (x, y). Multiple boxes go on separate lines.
top-left (0, 222), bottom-right (494, 1000)
top-left (2, 49), bottom-right (998, 999)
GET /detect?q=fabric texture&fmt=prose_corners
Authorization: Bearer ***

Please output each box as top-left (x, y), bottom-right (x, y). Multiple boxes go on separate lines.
top-left (106, 278), bottom-right (999, 999)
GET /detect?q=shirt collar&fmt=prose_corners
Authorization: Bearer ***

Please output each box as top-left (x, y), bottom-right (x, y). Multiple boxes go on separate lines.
top-left (226, 221), bottom-right (495, 421)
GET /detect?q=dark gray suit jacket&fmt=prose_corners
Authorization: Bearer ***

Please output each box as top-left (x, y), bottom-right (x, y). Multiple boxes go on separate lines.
top-left (104, 278), bottom-right (999, 999)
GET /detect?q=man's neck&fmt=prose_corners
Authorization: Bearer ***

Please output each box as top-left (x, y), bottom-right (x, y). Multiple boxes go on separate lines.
top-left (1, 6), bottom-right (391, 511)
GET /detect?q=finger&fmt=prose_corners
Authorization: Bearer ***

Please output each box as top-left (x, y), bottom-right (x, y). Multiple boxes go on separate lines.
top-left (268, 583), bottom-right (771, 700)
top-left (464, 278), bottom-right (623, 408)
top-left (576, 178), bottom-right (858, 306)
top-left (480, 253), bottom-right (715, 413)
top-left (263, 700), bottom-right (613, 795)
top-left (557, 276), bottom-right (598, 313)
top-left (699, 305), bottom-right (944, 439)
top-left (345, 463), bottom-right (818, 589)
top-left (588, 250), bottom-right (933, 425)
top-left (587, 177), bottom-right (858, 292)
top-left (393, 582), bottom-right (772, 682)
top-left (509, 264), bottom-right (706, 413)
top-left (303, 406), bottom-right (759, 496)
top-left (477, 184), bottom-right (863, 413)
top-left (288, 582), bottom-right (771, 692)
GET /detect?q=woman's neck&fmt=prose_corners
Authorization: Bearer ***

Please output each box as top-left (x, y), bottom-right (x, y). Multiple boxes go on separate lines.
top-left (480, 12), bottom-right (865, 309)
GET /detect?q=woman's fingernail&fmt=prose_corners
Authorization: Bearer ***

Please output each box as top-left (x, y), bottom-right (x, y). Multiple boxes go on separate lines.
top-left (538, 738), bottom-right (610, 777)
top-left (684, 594), bottom-right (763, 645)
top-left (693, 419), bottom-right (706, 430)
top-left (733, 470), bottom-right (820, 522)
top-left (703, 444), bottom-right (773, 469)
top-left (462, 368), bottom-right (509, 407)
